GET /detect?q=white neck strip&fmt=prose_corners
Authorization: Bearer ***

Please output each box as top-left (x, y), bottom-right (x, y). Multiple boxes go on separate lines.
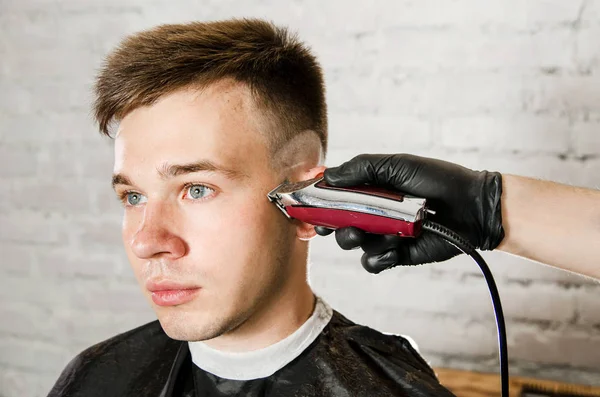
top-left (188, 296), bottom-right (333, 381)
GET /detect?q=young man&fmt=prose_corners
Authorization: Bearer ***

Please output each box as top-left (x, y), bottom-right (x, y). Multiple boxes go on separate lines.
top-left (48, 19), bottom-right (455, 396)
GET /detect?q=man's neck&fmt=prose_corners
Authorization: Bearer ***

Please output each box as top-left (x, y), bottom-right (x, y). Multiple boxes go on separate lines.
top-left (203, 268), bottom-right (316, 352)
top-left (188, 296), bottom-right (333, 381)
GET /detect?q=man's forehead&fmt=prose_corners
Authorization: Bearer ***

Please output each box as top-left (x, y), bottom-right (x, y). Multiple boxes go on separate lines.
top-left (113, 133), bottom-right (253, 175)
top-left (111, 81), bottom-right (273, 186)
top-left (116, 88), bottom-right (266, 150)
top-left (122, 82), bottom-right (268, 138)
top-left (117, 83), bottom-right (255, 133)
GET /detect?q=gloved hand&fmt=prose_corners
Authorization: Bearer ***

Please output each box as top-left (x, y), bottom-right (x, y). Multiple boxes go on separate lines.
top-left (315, 154), bottom-right (505, 273)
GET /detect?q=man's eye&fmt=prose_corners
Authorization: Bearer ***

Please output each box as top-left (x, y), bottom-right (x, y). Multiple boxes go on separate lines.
top-left (185, 184), bottom-right (214, 200)
top-left (126, 192), bottom-right (147, 206)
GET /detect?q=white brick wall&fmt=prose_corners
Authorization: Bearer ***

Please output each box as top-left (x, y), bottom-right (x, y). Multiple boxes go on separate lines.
top-left (1, 1), bottom-right (599, 395)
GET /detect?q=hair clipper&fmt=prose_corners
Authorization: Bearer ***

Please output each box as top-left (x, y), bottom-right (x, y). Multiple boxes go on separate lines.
top-left (267, 175), bottom-right (429, 237)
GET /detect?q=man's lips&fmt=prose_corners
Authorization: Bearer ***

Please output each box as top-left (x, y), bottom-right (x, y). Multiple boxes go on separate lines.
top-left (146, 280), bottom-right (201, 307)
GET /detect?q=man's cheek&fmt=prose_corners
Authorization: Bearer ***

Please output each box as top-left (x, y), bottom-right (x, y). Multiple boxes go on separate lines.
top-left (186, 212), bottom-right (241, 257)
top-left (219, 199), bottom-right (262, 232)
top-left (121, 211), bottom-right (142, 244)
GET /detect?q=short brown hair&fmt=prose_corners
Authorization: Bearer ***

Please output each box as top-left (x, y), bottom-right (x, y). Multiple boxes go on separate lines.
top-left (93, 18), bottom-right (327, 155)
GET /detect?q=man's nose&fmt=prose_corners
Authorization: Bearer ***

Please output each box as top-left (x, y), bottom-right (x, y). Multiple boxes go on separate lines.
top-left (129, 205), bottom-right (187, 260)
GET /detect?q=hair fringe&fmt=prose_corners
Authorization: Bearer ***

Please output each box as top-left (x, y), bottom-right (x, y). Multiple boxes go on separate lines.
top-left (93, 18), bottom-right (327, 154)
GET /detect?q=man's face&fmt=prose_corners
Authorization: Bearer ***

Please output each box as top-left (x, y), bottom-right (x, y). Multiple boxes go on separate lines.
top-left (113, 81), bottom-right (297, 341)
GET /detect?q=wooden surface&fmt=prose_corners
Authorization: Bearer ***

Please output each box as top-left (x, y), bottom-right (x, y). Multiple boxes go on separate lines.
top-left (434, 367), bottom-right (600, 397)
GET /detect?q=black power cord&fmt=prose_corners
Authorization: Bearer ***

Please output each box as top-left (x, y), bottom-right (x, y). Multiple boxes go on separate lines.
top-left (422, 219), bottom-right (509, 397)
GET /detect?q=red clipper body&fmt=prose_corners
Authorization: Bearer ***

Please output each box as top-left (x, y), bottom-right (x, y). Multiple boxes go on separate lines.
top-left (267, 176), bottom-right (428, 237)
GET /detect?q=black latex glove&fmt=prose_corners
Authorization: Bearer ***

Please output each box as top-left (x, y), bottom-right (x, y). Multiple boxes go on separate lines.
top-left (315, 154), bottom-right (505, 273)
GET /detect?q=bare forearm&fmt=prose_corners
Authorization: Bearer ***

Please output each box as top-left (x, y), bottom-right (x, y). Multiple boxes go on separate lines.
top-left (497, 174), bottom-right (600, 280)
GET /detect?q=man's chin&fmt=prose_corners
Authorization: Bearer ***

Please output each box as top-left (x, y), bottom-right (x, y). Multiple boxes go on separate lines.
top-left (154, 310), bottom-right (227, 342)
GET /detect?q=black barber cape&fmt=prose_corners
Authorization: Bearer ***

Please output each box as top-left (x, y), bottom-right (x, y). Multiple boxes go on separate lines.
top-left (48, 308), bottom-right (456, 396)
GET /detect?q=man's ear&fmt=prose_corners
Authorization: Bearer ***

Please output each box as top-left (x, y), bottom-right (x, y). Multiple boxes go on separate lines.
top-left (295, 165), bottom-right (327, 241)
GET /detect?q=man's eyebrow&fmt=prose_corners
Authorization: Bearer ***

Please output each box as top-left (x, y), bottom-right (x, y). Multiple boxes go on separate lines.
top-left (111, 160), bottom-right (247, 191)
top-left (157, 160), bottom-right (248, 180)
top-left (112, 174), bottom-right (133, 191)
